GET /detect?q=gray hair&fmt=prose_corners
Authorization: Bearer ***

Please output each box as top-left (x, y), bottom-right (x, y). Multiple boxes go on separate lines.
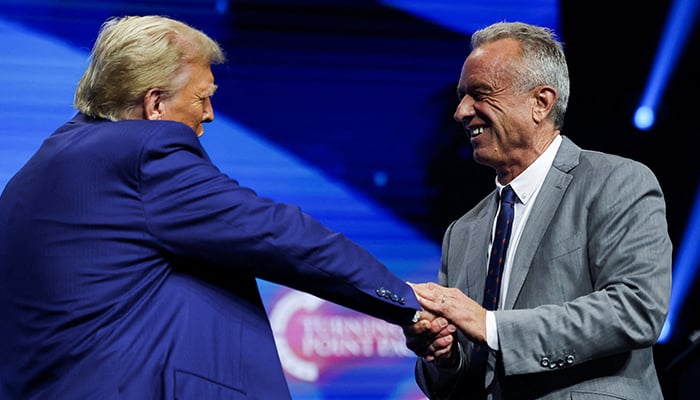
top-left (74, 15), bottom-right (226, 120)
top-left (471, 21), bottom-right (570, 130)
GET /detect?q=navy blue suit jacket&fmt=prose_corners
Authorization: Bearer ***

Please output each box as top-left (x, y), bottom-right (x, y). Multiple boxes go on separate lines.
top-left (0, 113), bottom-right (420, 399)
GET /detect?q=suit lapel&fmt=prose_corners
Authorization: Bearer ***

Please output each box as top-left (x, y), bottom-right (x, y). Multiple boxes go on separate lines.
top-left (460, 192), bottom-right (498, 302)
top-left (504, 136), bottom-right (580, 309)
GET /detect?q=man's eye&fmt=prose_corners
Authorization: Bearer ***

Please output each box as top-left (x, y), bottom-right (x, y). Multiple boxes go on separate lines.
top-left (471, 92), bottom-right (486, 101)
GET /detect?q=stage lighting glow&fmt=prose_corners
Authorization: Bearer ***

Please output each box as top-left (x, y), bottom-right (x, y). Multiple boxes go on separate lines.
top-left (645, 0), bottom-right (699, 343)
top-left (379, 0), bottom-right (560, 36)
top-left (658, 181), bottom-right (700, 343)
top-left (216, 0), bottom-right (228, 14)
top-left (374, 171), bottom-right (389, 187)
top-left (633, 0), bottom-right (699, 131)
top-left (633, 106), bottom-right (655, 130)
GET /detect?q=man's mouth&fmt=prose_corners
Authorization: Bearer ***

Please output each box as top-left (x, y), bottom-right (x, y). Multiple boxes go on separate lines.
top-left (469, 126), bottom-right (485, 138)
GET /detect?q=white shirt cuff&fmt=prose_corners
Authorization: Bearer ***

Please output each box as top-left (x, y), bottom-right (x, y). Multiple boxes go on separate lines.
top-left (485, 310), bottom-right (499, 350)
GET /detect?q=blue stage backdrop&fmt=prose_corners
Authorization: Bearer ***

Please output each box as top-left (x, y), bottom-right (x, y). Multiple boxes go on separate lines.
top-left (0, 1), bottom-right (559, 399)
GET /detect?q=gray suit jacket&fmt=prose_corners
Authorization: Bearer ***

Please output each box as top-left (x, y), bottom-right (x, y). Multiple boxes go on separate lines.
top-left (416, 136), bottom-right (672, 399)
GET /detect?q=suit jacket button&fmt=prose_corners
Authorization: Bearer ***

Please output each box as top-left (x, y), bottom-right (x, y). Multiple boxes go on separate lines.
top-left (540, 357), bottom-right (550, 368)
top-left (566, 355), bottom-right (575, 365)
top-left (376, 287), bottom-right (387, 297)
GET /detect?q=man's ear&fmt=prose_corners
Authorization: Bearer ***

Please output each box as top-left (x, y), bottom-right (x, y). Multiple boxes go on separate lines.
top-left (532, 86), bottom-right (557, 124)
top-left (143, 88), bottom-right (164, 120)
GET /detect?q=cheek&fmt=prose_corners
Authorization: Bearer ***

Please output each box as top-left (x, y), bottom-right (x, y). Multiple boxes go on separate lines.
top-left (478, 99), bottom-right (506, 119)
top-left (491, 102), bottom-right (528, 129)
top-left (181, 104), bottom-right (201, 123)
top-left (194, 102), bottom-right (207, 119)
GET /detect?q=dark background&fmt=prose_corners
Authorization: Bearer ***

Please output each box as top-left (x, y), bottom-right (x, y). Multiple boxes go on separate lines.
top-left (1, 0), bottom-right (699, 397)
top-left (559, 2), bottom-right (700, 397)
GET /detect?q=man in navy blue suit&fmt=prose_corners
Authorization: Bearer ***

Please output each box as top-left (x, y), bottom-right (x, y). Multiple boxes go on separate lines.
top-left (0, 15), bottom-right (451, 399)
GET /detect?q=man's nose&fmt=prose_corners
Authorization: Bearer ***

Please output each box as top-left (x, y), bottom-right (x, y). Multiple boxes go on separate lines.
top-left (454, 96), bottom-right (475, 122)
top-left (203, 98), bottom-right (215, 123)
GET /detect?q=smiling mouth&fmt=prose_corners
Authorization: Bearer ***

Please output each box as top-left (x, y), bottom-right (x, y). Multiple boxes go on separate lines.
top-left (469, 126), bottom-right (485, 138)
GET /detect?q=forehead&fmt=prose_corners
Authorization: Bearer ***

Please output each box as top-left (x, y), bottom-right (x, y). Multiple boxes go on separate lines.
top-left (182, 62), bottom-right (215, 91)
top-left (461, 39), bottom-right (521, 85)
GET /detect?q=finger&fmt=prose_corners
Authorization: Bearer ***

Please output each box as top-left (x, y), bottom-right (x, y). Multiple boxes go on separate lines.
top-left (433, 332), bottom-right (454, 349)
top-left (433, 342), bottom-right (454, 361)
top-left (428, 316), bottom-right (450, 335)
top-left (416, 295), bottom-right (441, 314)
top-left (417, 308), bottom-right (436, 321)
top-left (405, 316), bottom-right (436, 339)
top-left (433, 340), bottom-right (454, 358)
top-left (410, 282), bottom-right (436, 298)
top-left (419, 282), bottom-right (451, 306)
top-left (433, 319), bottom-right (456, 336)
top-left (407, 336), bottom-right (438, 358)
top-left (423, 334), bottom-right (453, 361)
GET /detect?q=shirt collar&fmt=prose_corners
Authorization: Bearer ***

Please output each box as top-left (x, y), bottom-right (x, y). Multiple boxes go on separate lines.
top-left (495, 135), bottom-right (562, 205)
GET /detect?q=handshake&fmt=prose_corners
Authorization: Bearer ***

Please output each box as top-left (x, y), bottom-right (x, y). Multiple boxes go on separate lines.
top-left (402, 282), bottom-right (487, 367)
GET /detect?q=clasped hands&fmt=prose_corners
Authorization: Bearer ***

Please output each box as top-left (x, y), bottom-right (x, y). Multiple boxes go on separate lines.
top-left (402, 282), bottom-right (487, 367)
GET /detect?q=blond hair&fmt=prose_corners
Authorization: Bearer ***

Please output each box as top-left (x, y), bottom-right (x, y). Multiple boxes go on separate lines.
top-left (74, 15), bottom-right (225, 120)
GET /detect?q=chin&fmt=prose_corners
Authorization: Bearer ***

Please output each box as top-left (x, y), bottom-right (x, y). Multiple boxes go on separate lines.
top-left (472, 152), bottom-right (491, 167)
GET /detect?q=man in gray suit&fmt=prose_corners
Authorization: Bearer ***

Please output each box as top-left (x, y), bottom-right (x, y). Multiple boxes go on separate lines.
top-left (403, 21), bottom-right (672, 399)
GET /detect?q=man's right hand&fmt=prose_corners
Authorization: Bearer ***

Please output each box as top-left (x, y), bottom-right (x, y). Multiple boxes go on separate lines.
top-left (403, 308), bottom-right (457, 363)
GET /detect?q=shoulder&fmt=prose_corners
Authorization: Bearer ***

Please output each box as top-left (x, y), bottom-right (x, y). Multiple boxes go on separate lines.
top-left (92, 119), bottom-right (204, 158)
top-left (558, 136), bottom-right (659, 186)
top-left (68, 114), bottom-right (197, 146)
top-left (66, 115), bottom-right (209, 174)
top-left (114, 120), bottom-right (197, 144)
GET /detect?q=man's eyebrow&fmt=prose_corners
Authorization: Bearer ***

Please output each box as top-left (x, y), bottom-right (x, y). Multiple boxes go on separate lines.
top-left (209, 84), bottom-right (218, 96)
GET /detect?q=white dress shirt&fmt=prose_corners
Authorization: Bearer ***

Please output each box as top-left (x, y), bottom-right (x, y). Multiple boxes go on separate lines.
top-left (485, 134), bottom-right (562, 350)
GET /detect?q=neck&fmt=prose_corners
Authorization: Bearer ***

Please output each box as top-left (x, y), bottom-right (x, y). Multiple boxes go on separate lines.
top-left (495, 132), bottom-right (559, 184)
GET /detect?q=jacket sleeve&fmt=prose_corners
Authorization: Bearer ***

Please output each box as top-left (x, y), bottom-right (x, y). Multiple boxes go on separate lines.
top-left (136, 122), bottom-right (420, 325)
